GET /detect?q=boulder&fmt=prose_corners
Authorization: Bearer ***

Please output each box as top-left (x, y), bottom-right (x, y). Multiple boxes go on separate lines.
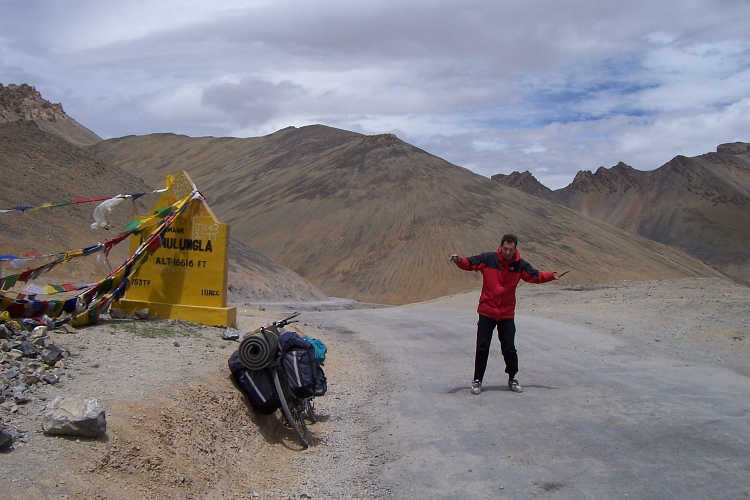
top-left (0, 429), bottom-right (12, 451)
top-left (42, 396), bottom-right (107, 438)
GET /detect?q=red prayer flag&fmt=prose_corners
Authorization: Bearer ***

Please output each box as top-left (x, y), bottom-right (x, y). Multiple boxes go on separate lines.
top-left (146, 235), bottom-right (163, 253)
top-left (72, 196), bottom-right (110, 204)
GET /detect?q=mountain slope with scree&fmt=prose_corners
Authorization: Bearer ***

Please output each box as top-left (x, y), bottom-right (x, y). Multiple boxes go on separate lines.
top-left (90, 126), bottom-right (723, 304)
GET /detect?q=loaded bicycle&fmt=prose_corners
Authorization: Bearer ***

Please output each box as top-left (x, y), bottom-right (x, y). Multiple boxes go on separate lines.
top-left (230, 311), bottom-right (325, 448)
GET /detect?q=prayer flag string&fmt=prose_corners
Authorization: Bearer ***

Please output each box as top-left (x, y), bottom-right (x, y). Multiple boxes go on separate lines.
top-left (0, 189), bottom-right (202, 327)
top-left (0, 189), bottom-right (166, 216)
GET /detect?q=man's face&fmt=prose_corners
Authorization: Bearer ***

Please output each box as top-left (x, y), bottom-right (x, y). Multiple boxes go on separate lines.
top-left (500, 241), bottom-right (516, 261)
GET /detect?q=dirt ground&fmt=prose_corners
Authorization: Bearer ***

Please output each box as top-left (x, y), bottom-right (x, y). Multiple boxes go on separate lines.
top-left (1, 277), bottom-right (748, 499)
top-left (0, 306), bottom-right (378, 500)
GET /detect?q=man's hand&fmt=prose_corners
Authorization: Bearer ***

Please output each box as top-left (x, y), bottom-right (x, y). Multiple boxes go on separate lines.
top-left (450, 254), bottom-right (461, 263)
top-left (552, 270), bottom-right (570, 280)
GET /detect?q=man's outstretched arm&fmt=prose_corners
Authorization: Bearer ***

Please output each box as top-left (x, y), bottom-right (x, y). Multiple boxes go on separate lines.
top-left (449, 254), bottom-right (468, 270)
top-left (521, 262), bottom-right (570, 283)
top-left (449, 253), bottom-right (485, 271)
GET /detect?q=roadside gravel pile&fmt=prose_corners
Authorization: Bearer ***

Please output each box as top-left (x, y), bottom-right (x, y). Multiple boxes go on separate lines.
top-left (1, 322), bottom-right (71, 449)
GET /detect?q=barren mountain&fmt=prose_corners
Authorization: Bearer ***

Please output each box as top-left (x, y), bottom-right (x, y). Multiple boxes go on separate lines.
top-left (495, 145), bottom-right (750, 284)
top-left (0, 83), bottom-right (102, 147)
top-left (90, 126), bottom-right (723, 304)
top-left (491, 170), bottom-right (560, 202)
top-left (0, 121), bottom-right (326, 304)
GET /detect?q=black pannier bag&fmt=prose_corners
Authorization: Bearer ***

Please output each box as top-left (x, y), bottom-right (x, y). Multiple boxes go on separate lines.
top-left (314, 364), bottom-right (327, 397)
top-left (278, 331), bottom-right (319, 399)
top-left (228, 350), bottom-right (280, 414)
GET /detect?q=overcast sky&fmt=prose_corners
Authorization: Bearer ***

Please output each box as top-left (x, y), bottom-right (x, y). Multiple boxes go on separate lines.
top-left (2, 0), bottom-right (749, 188)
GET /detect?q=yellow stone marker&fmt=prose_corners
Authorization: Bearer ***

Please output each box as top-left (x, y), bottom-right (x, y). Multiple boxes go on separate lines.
top-left (115, 171), bottom-right (236, 327)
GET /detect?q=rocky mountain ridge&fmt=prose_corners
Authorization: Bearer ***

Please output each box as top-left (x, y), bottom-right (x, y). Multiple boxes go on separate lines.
top-left (493, 144), bottom-right (750, 283)
top-left (0, 83), bottom-right (101, 147)
top-left (490, 170), bottom-right (557, 201)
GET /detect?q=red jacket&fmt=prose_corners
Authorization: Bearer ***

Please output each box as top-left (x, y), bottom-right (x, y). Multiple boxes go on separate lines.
top-left (455, 248), bottom-right (554, 320)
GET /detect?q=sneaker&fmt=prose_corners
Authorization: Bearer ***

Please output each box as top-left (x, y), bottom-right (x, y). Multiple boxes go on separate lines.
top-left (508, 379), bottom-right (523, 393)
top-left (471, 379), bottom-right (482, 395)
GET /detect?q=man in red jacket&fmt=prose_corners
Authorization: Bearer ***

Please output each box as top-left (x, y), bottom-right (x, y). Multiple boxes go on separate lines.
top-left (450, 234), bottom-right (568, 395)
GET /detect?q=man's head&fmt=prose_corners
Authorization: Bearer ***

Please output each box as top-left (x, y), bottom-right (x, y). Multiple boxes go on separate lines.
top-left (499, 233), bottom-right (518, 261)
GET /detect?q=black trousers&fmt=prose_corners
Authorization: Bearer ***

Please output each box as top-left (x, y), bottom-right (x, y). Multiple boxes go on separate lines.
top-left (473, 314), bottom-right (517, 382)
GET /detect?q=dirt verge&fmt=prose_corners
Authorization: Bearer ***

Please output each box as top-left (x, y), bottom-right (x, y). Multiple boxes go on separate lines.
top-left (0, 306), bottom-right (379, 499)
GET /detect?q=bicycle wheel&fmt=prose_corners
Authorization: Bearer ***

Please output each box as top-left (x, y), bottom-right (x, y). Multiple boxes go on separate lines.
top-left (304, 399), bottom-right (317, 423)
top-left (272, 368), bottom-right (310, 448)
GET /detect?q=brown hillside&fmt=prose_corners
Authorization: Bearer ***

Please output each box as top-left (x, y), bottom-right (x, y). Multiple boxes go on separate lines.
top-left (0, 83), bottom-right (102, 147)
top-left (497, 147), bottom-right (750, 284)
top-left (0, 121), bottom-right (326, 304)
top-left (90, 125), bottom-right (723, 304)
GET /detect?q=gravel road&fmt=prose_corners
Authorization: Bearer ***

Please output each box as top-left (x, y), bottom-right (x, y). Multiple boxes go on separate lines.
top-left (304, 277), bottom-right (750, 499)
top-left (2, 277), bottom-right (748, 499)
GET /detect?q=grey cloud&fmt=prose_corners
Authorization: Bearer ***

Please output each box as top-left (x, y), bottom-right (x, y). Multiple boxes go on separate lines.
top-left (201, 78), bottom-right (307, 127)
top-left (2, 0), bottom-right (748, 187)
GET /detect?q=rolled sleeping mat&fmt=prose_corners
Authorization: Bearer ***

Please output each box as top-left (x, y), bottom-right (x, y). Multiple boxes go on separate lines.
top-left (238, 329), bottom-right (279, 370)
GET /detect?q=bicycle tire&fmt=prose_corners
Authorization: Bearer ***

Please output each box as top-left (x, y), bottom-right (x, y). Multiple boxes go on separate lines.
top-left (272, 368), bottom-right (310, 448)
top-left (304, 399), bottom-right (317, 423)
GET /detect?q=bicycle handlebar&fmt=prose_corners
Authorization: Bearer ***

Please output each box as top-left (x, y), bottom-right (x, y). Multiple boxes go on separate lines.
top-left (273, 311), bottom-right (300, 328)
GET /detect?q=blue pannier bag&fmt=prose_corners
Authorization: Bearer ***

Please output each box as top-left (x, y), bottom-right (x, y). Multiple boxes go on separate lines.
top-left (228, 350), bottom-right (280, 414)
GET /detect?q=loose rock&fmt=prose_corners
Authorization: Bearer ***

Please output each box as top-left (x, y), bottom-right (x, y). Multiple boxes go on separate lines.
top-left (134, 308), bottom-right (150, 320)
top-left (42, 396), bottom-right (107, 438)
top-left (57, 323), bottom-right (77, 334)
top-left (109, 308), bottom-right (127, 319)
top-left (12, 384), bottom-right (30, 403)
top-left (0, 429), bottom-right (12, 451)
top-left (23, 374), bottom-right (42, 386)
top-left (31, 326), bottom-right (48, 339)
top-left (41, 344), bottom-right (65, 366)
top-left (18, 340), bottom-right (39, 357)
top-left (222, 328), bottom-right (240, 341)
